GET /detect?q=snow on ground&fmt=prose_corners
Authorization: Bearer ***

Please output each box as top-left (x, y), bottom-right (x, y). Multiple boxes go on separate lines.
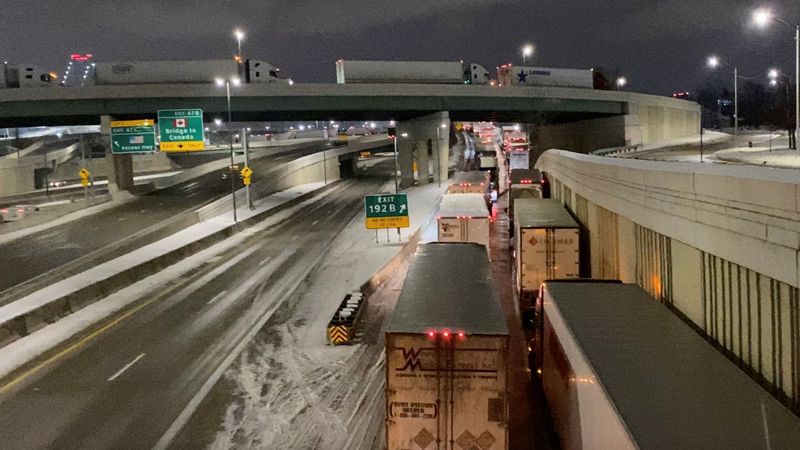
top-left (0, 197), bottom-right (122, 245)
top-left (714, 147), bottom-right (800, 169)
top-left (0, 183), bottom-right (337, 381)
top-left (208, 182), bottom-right (447, 450)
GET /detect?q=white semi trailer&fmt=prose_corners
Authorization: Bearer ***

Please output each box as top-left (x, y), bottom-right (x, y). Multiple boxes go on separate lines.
top-left (385, 243), bottom-right (509, 450)
top-left (447, 171), bottom-right (489, 195)
top-left (437, 194), bottom-right (491, 250)
top-left (497, 65), bottom-right (596, 88)
top-left (514, 199), bottom-right (579, 302)
top-left (336, 60), bottom-right (490, 85)
top-left (92, 59), bottom-right (289, 85)
top-left (534, 281), bottom-right (800, 449)
top-left (0, 63), bottom-right (56, 88)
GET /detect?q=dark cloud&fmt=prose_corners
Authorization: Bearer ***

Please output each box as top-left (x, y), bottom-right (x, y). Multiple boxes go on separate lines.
top-left (1, 0), bottom-right (799, 95)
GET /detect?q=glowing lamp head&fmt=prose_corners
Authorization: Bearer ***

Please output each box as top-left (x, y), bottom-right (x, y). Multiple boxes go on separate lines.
top-left (234, 29), bottom-right (245, 41)
top-left (522, 44), bottom-right (534, 58)
top-left (752, 8), bottom-right (773, 28)
top-left (707, 56), bottom-right (720, 69)
top-left (768, 68), bottom-right (779, 79)
top-left (231, 77), bottom-right (241, 86)
top-left (215, 78), bottom-right (225, 87)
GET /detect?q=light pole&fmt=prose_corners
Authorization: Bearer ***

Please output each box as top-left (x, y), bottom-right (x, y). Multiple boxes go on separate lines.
top-left (234, 29), bottom-right (245, 60)
top-left (522, 44), bottom-right (534, 66)
top-left (707, 55), bottom-right (740, 136)
top-left (753, 8), bottom-right (799, 150)
top-left (435, 122), bottom-right (447, 187)
top-left (216, 77), bottom-right (242, 222)
top-left (768, 68), bottom-right (792, 147)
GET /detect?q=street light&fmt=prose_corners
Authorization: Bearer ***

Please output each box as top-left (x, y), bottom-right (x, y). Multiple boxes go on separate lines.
top-left (234, 29), bottom-right (245, 59)
top-left (216, 76), bottom-right (245, 221)
top-left (768, 68), bottom-right (792, 145)
top-left (435, 122), bottom-right (447, 187)
top-left (522, 44), bottom-right (534, 66)
top-left (616, 77), bottom-right (627, 90)
top-left (706, 55), bottom-right (740, 136)
top-left (752, 7), bottom-right (799, 150)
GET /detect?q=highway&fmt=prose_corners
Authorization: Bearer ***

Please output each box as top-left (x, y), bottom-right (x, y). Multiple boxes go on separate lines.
top-left (0, 174), bottom-right (388, 449)
top-left (0, 140), bottom-right (372, 295)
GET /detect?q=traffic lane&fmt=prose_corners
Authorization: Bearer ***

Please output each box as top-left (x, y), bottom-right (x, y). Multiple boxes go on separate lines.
top-left (0, 180), bottom-right (383, 449)
top-left (0, 142), bottom-right (334, 292)
top-left (489, 196), bottom-right (556, 450)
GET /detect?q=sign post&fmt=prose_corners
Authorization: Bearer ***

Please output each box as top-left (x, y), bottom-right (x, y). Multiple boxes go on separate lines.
top-left (365, 194), bottom-right (409, 243)
top-left (157, 109), bottom-right (205, 152)
top-left (110, 120), bottom-right (156, 154)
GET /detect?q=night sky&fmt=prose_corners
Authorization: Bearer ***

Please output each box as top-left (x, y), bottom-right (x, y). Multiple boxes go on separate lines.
top-left (2, 0), bottom-right (799, 95)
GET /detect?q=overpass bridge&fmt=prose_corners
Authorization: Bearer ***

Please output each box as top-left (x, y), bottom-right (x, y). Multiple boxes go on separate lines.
top-left (0, 83), bottom-right (699, 193)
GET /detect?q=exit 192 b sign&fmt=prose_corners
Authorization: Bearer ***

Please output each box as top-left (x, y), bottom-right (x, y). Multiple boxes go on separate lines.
top-left (365, 194), bottom-right (409, 230)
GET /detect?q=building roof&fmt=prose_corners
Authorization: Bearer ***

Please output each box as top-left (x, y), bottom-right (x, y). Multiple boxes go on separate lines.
top-left (387, 243), bottom-right (508, 335)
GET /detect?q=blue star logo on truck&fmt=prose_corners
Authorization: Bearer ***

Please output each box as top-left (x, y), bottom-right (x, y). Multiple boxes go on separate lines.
top-left (517, 70), bottom-right (528, 83)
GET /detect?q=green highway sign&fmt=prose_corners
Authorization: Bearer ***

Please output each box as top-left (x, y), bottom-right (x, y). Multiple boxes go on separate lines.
top-left (157, 109), bottom-right (205, 152)
top-left (365, 193), bottom-right (409, 229)
top-left (111, 120), bottom-right (156, 154)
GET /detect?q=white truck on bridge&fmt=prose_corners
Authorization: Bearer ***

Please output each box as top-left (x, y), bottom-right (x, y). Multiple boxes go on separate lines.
top-left (336, 60), bottom-right (490, 85)
top-left (497, 65), bottom-right (603, 89)
top-left (92, 59), bottom-right (290, 85)
top-left (1, 63), bottom-right (56, 89)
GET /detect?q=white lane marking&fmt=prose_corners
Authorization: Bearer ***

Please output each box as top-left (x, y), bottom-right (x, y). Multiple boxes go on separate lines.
top-left (206, 290), bottom-right (228, 305)
top-left (258, 257), bottom-right (271, 267)
top-left (291, 235), bottom-right (298, 242)
top-left (107, 353), bottom-right (145, 382)
top-left (311, 220), bottom-right (319, 226)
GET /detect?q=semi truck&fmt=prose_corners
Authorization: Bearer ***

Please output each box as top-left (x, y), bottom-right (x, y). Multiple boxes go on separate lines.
top-left (92, 59), bottom-right (290, 85)
top-left (385, 243), bottom-right (509, 450)
top-left (533, 281), bottom-right (800, 449)
top-left (335, 60), bottom-right (490, 85)
top-left (437, 194), bottom-right (491, 250)
top-left (514, 199), bottom-right (579, 301)
top-left (447, 171), bottom-right (489, 195)
top-left (497, 65), bottom-right (610, 89)
top-left (1, 63), bottom-right (56, 88)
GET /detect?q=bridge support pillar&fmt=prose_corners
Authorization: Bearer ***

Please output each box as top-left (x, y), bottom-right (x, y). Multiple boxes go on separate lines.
top-left (397, 112), bottom-right (450, 188)
top-left (101, 115), bottom-right (135, 198)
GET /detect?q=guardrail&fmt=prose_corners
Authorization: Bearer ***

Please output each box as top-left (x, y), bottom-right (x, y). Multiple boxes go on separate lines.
top-left (590, 144), bottom-right (643, 157)
top-left (327, 291), bottom-right (366, 345)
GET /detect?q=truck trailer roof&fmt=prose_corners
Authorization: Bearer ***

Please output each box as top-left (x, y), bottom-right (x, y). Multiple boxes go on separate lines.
top-left (451, 171), bottom-right (488, 186)
top-left (438, 194), bottom-right (489, 218)
top-left (544, 281), bottom-right (800, 448)
top-left (514, 198), bottom-right (578, 229)
top-left (387, 243), bottom-right (507, 335)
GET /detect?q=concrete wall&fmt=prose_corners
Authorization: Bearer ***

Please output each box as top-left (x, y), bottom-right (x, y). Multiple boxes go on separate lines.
top-left (532, 96), bottom-right (700, 156)
top-left (0, 160), bottom-right (35, 196)
top-left (537, 150), bottom-right (800, 412)
top-left (534, 116), bottom-right (627, 156)
top-left (397, 112), bottom-right (449, 188)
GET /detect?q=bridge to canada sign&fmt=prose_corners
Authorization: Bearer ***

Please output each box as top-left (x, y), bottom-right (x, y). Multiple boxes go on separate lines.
top-left (157, 109), bottom-right (205, 152)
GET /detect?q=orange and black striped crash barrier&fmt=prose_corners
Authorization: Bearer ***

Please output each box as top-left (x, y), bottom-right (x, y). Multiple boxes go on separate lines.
top-left (327, 291), bottom-right (367, 345)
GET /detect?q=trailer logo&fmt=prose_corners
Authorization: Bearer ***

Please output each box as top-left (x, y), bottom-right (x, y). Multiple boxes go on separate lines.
top-left (396, 347), bottom-right (426, 372)
top-left (529, 236), bottom-right (539, 246)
